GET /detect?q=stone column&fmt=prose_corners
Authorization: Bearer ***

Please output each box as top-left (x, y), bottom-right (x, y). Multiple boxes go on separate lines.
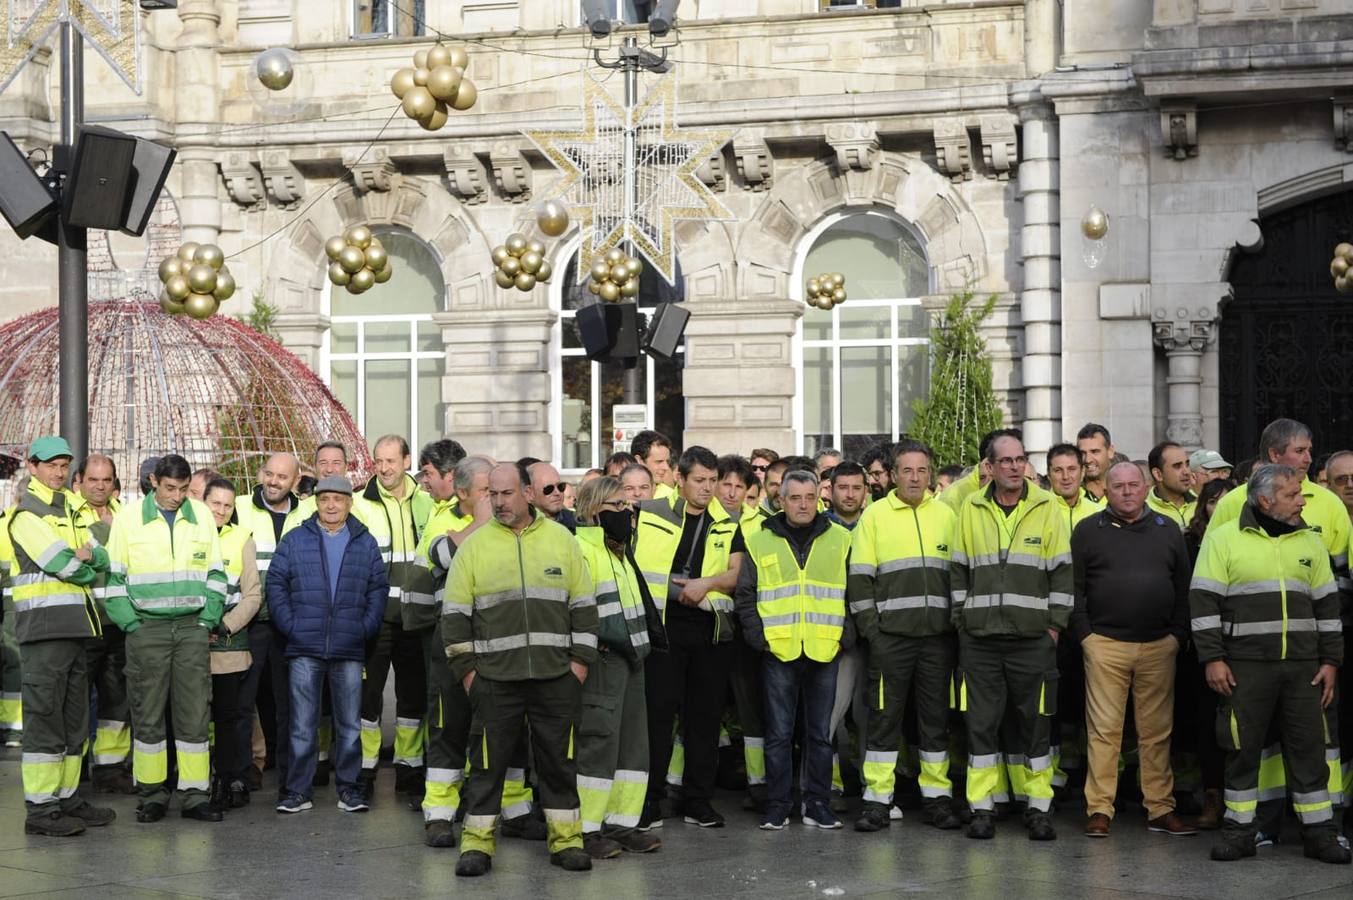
top-left (1151, 305), bottom-right (1220, 451)
top-left (176, 1), bottom-right (222, 246)
top-left (433, 308), bottom-right (555, 462)
top-left (1016, 101), bottom-right (1062, 459)
top-left (681, 298), bottom-right (801, 455)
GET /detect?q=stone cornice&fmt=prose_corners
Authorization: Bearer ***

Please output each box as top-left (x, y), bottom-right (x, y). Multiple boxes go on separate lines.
top-left (1132, 39), bottom-right (1353, 100)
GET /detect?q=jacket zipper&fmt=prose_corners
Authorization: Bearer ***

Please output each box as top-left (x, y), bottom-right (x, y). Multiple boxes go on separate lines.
top-left (1276, 539), bottom-right (1288, 660)
top-left (517, 528), bottom-right (532, 679)
top-left (911, 505), bottom-right (929, 624)
top-left (321, 525), bottom-right (335, 659)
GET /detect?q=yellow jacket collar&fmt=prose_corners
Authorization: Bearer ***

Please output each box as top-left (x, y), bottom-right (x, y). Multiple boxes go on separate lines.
top-left (141, 492), bottom-right (197, 525)
top-left (884, 489), bottom-right (936, 512)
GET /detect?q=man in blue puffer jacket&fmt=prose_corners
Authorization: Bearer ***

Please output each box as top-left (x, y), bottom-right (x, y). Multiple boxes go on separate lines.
top-left (268, 476), bottom-right (388, 814)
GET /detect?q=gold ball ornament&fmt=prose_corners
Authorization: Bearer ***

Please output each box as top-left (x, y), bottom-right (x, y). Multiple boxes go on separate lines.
top-left (814, 294), bottom-right (834, 311)
top-left (345, 225), bottom-right (372, 250)
top-left (426, 45), bottom-right (453, 70)
top-left (402, 86), bottom-right (436, 121)
top-left (620, 278), bottom-right (640, 298)
top-left (832, 287), bottom-right (847, 305)
top-left (426, 65), bottom-right (462, 102)
top-left (348, 268), bottom-right (376, 293)
top-left (1338, 274), bottom-right (1353, 294)
top-left (413, 50), bottom-right (429, 70)
top-left (587, 280), bottom-right (601, 295)
top-left (806, 278), bottom-right (820, 296)
top-left (624, 257), bottom-right (643, 279)
top-left (494, 269), bottom-right (515, 289)
top-left (186, 263), bottom-right (217, 295)
top-left (194, 244), bottom-right (225, 271)
top-left (165, 274), bottom-right (191, 301)
top-left (610, 263), bottom-right (629, 284)
top-left (391, 67), bottom-right (416, 100)
top-left (212, 271), bottom-right (236, 302)
top-left (1332, 257), bottom-right (1350, 279)
top-left (373, 264), bottom-right (393, 284)
top-left (413, 67), bottom-right (430, 87)
top-left (451, 78), bottom-right (477, 111)
top-left (158, 256), bottom-right (184, 283)
top-left (160, 291), bottom-right (185, 315)
top-left (1081, 206), bottom-right (1110, 241)
top-left (526, 240), bottom-right (546, 257)
top-left (364, 244), bottom-right (389, 272)
top-left (500, 257), bottom-right (521, 277)
top-left (418, 101), bottom-right (449, 132)
top-left (536, 200), bottom-right (569, 237)
top-left (514, 272), bottom-right (536, 292)
top-left (1336, 242), bottom-right (1353, 261)
top-left (177, 242), bottom-right (200, 262)
top-left (491, 246), bottom-right (511, 267)
top-left (519, 251), bottom-right (543, 275)
top-left (604, 247), bottom-right (625, 266)
top-left (255, 48), bottom-right (295, 92)
top-left (325, 236), bottom-right (348, 261)
top-left (599, 281), bottom-right (620, 302)
top-left (328, 262), bottom-right (351, 286)
top-left (536, 260), bottom-right (553, 282)
top-left (184, 293), bottom-right (218, 320)
top-left (338, 246), bottom-right (366, 274)
top-left (449, 47), bottom-right (470, 70)
top-left (590, 260), bottom-right (612, 283)
top-left (505, 233), bottom-right (528, 257)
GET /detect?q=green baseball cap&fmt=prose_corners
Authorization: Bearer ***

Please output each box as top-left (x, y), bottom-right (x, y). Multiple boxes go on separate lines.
top-left (28, 436), bottom-right (73, 462)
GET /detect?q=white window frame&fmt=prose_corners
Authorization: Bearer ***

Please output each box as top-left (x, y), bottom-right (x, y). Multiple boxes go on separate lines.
top-left (352, 0), bottom-right (425, 38)
top-left (792, 208), bottom-right (933, 455)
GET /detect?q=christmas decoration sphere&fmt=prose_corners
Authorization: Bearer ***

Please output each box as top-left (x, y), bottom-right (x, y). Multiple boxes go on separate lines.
top-left (177, 242), bottom-right (200, 262)
top-left (494, 269), bottom-right (515, 289)
top-left (345, 225), bottom-right (372, 249)
top-left (158, 256), bottom-right (184, 282)
top-left (519, 251), bottom-right (542, 275)
top-left (194, 244), bottom-right (225, 271)
top-left (165, 274), bottom-right (190, 301)
top-left (536, 200), bottom-right (569, 237)
top-left (364, 244), bottom-right (388, 272)
top-left (449, 47), bottom-right (470, 70)
top-left (610, 263), bottom-right (629, 284)
top-left (1081, 206), bottom-right (1110, 240)
top-left (599, 281), bottom-right (620, 302)
top-left (160, 292), bottom-right (185, 315)
top-left (349, 268), bottom-right (376, 293)
top-left (186, 264), bottom-right (216, 295)
top-left (491, 246), bottom-right (511, 267)
top-left (254, 48), bottom-right (295, 92)
top-left (391, 67), bottom-right (416, 99)
top-left (328, 262), bottom-right (351, 286)
top-left (624, 257), bottom-right (643, 279)
top-left (536, 260), bottom-right (553, 282)
top-left (212, 271), bottom-right (236, 302)
top-left (526, 239), bottom-right (546, 257)
top-left (590, 260), bottom-right (612, 283)
top-left (418, 102), bottom-right (448, 132)
top-left (427, 45), bottom-right (453, 69)
top-left (604, 247), bottom-right (625, 266)
top-left (426, 65), bottom-right (462, 102)
top-left (184, 293), bottom-right (218, 320)
top-left (620, 279), bottom-right (640, 298)
top-left (402, 86), bottom-right (436, 121)
top-left (500, 257), bottom-right (521, 277)
top-left (373, 264), bottom-right (393, 284)
top-left (451, 79), bottom-right (477, 110)
top-left (514, 272), bottom-right (536, 292)
top-left (338, 246), bottom-right (366, 274)
top-left (325, 236), bottom-right (348, 261)
top-left (505, 233), bottom-right (528, 256)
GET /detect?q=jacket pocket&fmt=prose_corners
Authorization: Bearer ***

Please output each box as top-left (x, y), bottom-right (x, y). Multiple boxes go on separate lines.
top-left (19, 675), bottom-right (54, 720)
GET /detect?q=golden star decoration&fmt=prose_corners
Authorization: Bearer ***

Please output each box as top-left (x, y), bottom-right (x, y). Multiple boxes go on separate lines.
top-left (2, 0), bottom-right (141, 96)
top-left (526, 71), bottom-right (734, 286)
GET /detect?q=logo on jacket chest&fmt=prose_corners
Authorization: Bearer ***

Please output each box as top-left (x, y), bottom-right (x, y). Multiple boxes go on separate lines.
top-left (193, 550), bottom-right (208, 563)
top-left (935, 543), bottom-right (949, 553)
top-left (544, 566), bottom-right (563, 577)
top-left (1022, 536), bottom-right (1041, 547)
top-left (1298, 558), bottom-right (1312, 569)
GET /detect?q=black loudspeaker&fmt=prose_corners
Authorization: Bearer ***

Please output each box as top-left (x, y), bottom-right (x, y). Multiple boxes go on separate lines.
top-left (576, 301), bottom-right (639, 363)
top-left (641, 302), bottom-right (689, 362)
top-left (120, 137), bottom-right (176, 236)
top-left (63, 126), bottom-right (137, 229)
top-left (0, 133), bottom-right (57, 239)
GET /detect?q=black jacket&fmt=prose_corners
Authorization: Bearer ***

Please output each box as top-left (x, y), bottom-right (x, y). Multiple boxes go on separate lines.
top-left (1070, 509), bottom-right (1190, 645)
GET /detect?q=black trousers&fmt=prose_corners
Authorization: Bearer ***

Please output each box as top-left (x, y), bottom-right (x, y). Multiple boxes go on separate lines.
top-left (644, 613), bottom-right (733, 805)
top-left (242, 621), bottom-right (289, 778)
top-left (211, 669), bottom-right (250, 785)
top-left (360, 618), bottom-right (426, 773)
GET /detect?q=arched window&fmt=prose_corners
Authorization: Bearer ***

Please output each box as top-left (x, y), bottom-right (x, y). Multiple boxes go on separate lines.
top-left (552, 251), bottom-right (685, 473)
top-left (325, 228), bottom-right (446, 453)
top-left (796, 210), bottom-right (930, 458)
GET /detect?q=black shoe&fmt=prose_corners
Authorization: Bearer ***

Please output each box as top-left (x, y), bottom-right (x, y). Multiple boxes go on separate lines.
top-left (924, 798), bottom-right (962, 831)
top-left (425, 820), bottom-right (457, 848)
top-left (681, 799), bottom-right (725, 828)
top-left (312, 761), bottom-right (331, 787)
top-left (455, 850), bottom-right (492, 877)
top-left (854, 801), bottom-right (891, 833)
top-left (637, 801), bottom-right (663, 832)
top-left (1026, 812), bottom-right (1057, 841)
top-left (501, 813), bottom-right (548, 841)
top-left (92, 767), bottom-right (136, 795)
top-left (181, 804), bottom-right (224, 822)
top-left (1210, 837), bottom-right (1257, 861)
top-left (66, 802), bottom-right (116, 827)
top-left (406, 789), bottom-right (425, 812)
top-left (1304, 831), bottom-right (1352, 865)
top-left (24, 811), bottom-right (86, 836)
top-left (245, 765), bottom-right (264, 792)
top-left (209, 778), bottom-right (227, 808)
top-left (228, 781), bottom-right (250, 808)
top-left (550, 847), bottom-right (593, 871)
top-left (135, 802), bottom-right (167, 823)
top-left (967, 813), bottom-right (995, 840)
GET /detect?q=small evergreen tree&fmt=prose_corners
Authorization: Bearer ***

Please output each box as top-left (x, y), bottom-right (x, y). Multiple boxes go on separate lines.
top-left (910, 291), bottom-right (1005, 467)
top-left (239, 289), bottom-right (280, 339)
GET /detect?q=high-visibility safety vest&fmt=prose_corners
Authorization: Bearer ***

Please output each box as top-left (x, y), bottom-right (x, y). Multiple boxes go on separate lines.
top-left (105, 495), bottom-right (226, 632)
top-left (740, 502), bottom-right (774, 541)
top-left (576, 524), bottom-right (651, 664)
top-left (441, 511), bottom-right (598, 683)
top-left (847, 490), bottom-right (956, 641)
top-left (653, 482), bottom-right (677, 502)
top-left (1055, 489), bottom-right (1105, 535)
top-left (6, 477), bottom-right (106, 643)
top-left (234, 488), bottom-right (308, 622)
top-left (353, 474), bottom-right (434, 625)
top-left (1146, 487), bottom-right (1196, 531)
top-left (951, 482), bottom-right (1073, 638)
top-left (747, 521), bottom-right (850, 663)
top-left (1190, 504), bottom-right (1342, 665)
top-left (633, 494), bottom-right (740, 642)
top-left (213, 522), bottom-right (253, 653)
top-left (939, 467), bottom-right (983, 514)
top-left (73, 494), bottom-right (119, 624)
top-left (411, 496), bottom-right (473, 631)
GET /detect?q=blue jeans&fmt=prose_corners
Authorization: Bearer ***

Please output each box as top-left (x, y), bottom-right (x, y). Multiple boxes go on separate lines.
top-left (285, 657), bottom-right (362, 799)
top-left (762, 653), bottom-right (839, 813)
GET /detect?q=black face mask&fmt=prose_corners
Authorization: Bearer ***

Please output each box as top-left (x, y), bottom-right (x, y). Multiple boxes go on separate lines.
top-left (598, 509), bottom-right (634, 544)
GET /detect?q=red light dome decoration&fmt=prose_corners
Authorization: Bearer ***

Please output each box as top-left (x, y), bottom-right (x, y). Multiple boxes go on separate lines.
top-left (0, 300), bottom-right (373, 491)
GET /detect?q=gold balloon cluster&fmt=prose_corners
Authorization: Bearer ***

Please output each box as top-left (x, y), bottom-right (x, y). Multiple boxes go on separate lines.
top-left (491, 233), bottom-right (552, 293)
top-left (159, 243), bottom-right (236, 320)
top-left (391, 44), bottom-right (477, 131)
top-left (326, 226), bottom-right (393, 295)
top-left (1331, 243), bottom-right (1353, 294)
top-left (588, 248), bottom-right (644, 302)
top-left (805, 272), bottom-right (847, 310)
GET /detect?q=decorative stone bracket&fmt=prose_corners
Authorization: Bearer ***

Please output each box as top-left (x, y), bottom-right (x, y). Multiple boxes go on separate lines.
top-left (344, 145), bottom-right (399, 192)
top-left (1335, 96), bottom-right (1353, 152)
top-left (932, 118), bottom-right (972, 181)
top-left (220, 152), bottom-right (265, 209)
top-left (489, 143), bottom-right (532, 201)
top-left (443, 150), bottom-right (488, 205)
top-left (825, 122), bottom-right (879, 172)
top-left (695, 151), bottom-right (725, 191)
top-left (1160, 102), bottom-right (1197, 160)
top-left (260, 150), bottom-right (305, 209)
top-left (733, 136), bottom-right (773, 191)
top-left (979, 114), bottom-right (1018, 180)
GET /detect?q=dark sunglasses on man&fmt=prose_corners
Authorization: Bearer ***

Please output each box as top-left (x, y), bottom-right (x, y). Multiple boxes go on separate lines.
top-left (539, 482), bottom-right (566, 495)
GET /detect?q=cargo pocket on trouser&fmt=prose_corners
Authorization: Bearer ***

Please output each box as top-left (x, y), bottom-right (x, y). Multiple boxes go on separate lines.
top-left (1216, 702), bottom-right (1240, 753)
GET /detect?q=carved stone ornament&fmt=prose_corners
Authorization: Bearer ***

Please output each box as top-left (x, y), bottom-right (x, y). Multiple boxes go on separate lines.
top-left (733, 136), bottom-right (773, 191)
top-left (1151, 313), bottom-right (1216, 353)
top-left (220, 152), bottom-right (264, 209)
top-left (260, 150), bottom-right (305, 209)
top-left (933, 118), bottom-right (972, 182)
top-left (1161, 103), bottom-right (1198, 161)
top-left (489, 143), bottom-right (532, 201)
top-left (695, 152), bottom-right (725, 191)
top-left (979, 114), bottom-right (1018, 180)
top-left (1335, 96), bottom-right (1353, 152)
top-left (443, 150), bottom-right (487, 205)
top-left (824, 122), bottom-right (879, 172)
top-left (344, 145), bottom-right (399, 193)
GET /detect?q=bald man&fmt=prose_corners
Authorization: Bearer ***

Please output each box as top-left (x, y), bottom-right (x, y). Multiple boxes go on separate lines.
top-left (528, 462), bottom-right (576, 534)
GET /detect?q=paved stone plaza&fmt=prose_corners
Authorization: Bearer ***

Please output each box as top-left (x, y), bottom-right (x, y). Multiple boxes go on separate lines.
top-left (0, 748), bottom-right (1349, 899)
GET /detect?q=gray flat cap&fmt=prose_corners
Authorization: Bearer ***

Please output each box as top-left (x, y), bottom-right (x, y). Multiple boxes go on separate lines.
top-left (314, 475), bottom-right (353, 496)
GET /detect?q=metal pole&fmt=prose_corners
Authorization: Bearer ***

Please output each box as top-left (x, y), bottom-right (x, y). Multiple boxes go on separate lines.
top-left (58, 19), bottom-right (88, 461)
top-left (621, 36), bottom-right (641, 406)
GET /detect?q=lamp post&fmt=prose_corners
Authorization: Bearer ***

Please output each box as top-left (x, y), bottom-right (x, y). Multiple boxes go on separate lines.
top-left (56, 19), bottom-right (87, 461)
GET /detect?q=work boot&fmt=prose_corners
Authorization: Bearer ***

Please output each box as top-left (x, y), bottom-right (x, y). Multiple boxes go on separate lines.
top-left (92, 766), bottom-right (135, 795)
top-left (1303, 829), bottom-right (1353, 865)
top-left (228, 781), bottom-right (251, 808)
top-left (550, 847), bottom-right (593, 871)
top-left (424, 820), bottom-right (456, 848)
top-left (455, 850), bottom-right (492, 877)
top-left (1210, 834), bottom-right (1257, 861)
top-left (829, 791), bottom-right (849, 814)
top-left (967, 813), bottom-right (995, 840)
top-left (66, 802), bottom-right (116, 827)
top-left (1026, 812), bottom-right (1057, 841)
top-left (584, 832), bottom-right (623, 859)
top-left (209, 777), bottom-right (227, 809)
top-left (1197, 790), bottom-right (1224, 830)
top-left (606, 827), bottom-right (661, 853)
top-left (134, 802), bottom-right (167, 823)
top-left (854, 801), bottom-right (891, 833)
top-left (500, 812), bottom-right (547, 841)
top-left (24, 811), bottom-right (86, 836)
top-left (923, 798), bottom-right (962, 830)
top-left (181, 803), bottom-right (224, 822)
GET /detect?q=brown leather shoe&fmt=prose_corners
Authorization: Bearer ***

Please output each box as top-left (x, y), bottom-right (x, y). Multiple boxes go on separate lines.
top-left (1147, 812), bottom-right (1198, 836)
top-left (1085, 813), bottom-right (1111, 838)
top-left (1196, 790), bottom-right (1223, 830)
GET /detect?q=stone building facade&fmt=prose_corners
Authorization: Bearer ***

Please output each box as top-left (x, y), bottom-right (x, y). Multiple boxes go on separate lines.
top-left (1, 1), bottom-right (1351, 470)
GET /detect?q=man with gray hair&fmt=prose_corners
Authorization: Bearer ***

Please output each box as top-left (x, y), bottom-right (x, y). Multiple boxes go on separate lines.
top-left (1191, 463), bottom-right (1347, 864)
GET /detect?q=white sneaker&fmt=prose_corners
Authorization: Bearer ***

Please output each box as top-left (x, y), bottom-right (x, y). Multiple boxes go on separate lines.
top-left (889, 805), bottom-right (904, 821)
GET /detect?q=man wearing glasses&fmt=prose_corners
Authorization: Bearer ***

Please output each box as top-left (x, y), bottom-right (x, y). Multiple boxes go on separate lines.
top-left (529, 462), bottom-right (577, 534)
top-left (952, 429), bottom-right (1073, 842)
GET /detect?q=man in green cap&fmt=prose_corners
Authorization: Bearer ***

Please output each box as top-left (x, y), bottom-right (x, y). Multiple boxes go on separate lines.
top-left (8, 436), bottom-right (116, 835)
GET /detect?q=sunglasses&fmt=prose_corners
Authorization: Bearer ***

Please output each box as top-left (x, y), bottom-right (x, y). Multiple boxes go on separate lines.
top-left (539, 483), bottom-right (566, 495)
top-left (751, 464), bottom-right (768, 472)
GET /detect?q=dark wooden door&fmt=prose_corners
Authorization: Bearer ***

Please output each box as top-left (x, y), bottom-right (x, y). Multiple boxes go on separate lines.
top-left (1220, 189), bottom-right (1353, 462)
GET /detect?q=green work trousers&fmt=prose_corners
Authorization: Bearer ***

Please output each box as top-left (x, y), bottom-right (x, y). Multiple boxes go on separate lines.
top-left (863, 632), bottom-right (956, 805)
top-left (1, 597), bottom-right (21, 736)
top-left (85, 628), bottom-right (131, 770)
top-left (125, 617), bottom-right (212, 809)
top-left (19, 639), bottom-right (88, 819)
top-left (577, 651), bottom-right (649, 835)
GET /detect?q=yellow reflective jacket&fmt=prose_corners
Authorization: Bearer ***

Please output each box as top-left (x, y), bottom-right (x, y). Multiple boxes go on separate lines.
top-left (576, 524), bottom-right (651, 664)
top-left (234, 488), bottom-right (309, 621)
top-left (848, 490), bottom-right (955, 641)
top-left (633, 494), bottom-right (740, 642)
top-left (7, 477), bottom-right (106, 643)
top-left (353, 474), bottom-right (435, 625)
top-left (740, 515), bottom-right (850, 663)
top-left (1055, 489), bottom-right (1105, 536)
top-left (105, 495), bottom-right (226, 632)
top-left (1146, 487), bottom-right (1196, 531)
top-left (415, 497), bottom-right (474, 631)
